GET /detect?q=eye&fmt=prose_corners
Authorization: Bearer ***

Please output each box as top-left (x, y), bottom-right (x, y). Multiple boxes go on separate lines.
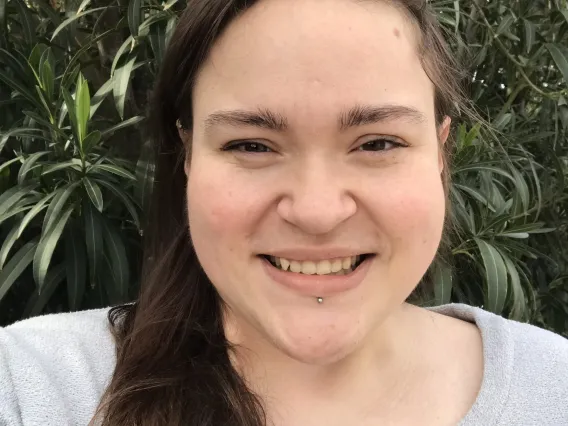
top-left (222, 141), bottom-right (273, 153)
top-left (356, 138), bottom-right (402, 152)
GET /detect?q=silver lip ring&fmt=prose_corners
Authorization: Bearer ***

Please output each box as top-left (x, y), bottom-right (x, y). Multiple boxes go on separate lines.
top-left (317, 297), bottom-right (324, 304)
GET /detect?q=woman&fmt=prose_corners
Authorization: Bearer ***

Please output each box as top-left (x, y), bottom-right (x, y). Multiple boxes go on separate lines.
top-left (1, 0), bottom-right (567, 425)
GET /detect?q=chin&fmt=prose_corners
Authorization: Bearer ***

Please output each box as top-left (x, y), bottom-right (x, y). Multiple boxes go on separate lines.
top-left (271, 313), bottom-right (366, 365)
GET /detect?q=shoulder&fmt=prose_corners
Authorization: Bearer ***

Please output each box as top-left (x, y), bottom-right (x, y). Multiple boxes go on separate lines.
top-left (491, 310), bottom-right (568, 424)
top-left (2, 306), bottom-right (116, 366)
top-left (430, 303), bottom-right (568, 424)
top-left (0, 307), bottom-right (118, 426)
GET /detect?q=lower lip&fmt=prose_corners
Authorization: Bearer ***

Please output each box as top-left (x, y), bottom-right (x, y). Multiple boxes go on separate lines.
top-left (261, 256), bottom-right (374, 298)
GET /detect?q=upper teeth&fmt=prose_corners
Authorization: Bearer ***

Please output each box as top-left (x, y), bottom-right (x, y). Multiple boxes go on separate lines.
top-left (273, 256), bottom-right (360, 275)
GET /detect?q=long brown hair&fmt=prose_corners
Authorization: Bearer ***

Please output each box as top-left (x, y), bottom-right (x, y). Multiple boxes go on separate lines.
top-left (92, 1), bottom-right (470, 424)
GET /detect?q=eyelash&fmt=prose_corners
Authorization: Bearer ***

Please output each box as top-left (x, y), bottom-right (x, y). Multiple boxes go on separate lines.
top-left (222, 137), bottom-right (405, 154)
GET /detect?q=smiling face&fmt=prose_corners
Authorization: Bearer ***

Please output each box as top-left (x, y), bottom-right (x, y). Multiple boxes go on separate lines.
top-left (185, 0), bottom-right (450, 364)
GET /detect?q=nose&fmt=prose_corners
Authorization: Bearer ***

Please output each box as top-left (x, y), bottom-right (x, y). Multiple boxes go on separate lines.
top-left (276, 160), bottom-right (357, 235)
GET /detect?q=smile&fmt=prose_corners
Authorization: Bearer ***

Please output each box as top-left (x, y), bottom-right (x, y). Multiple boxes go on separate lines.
top-left (260, 253), bottom-right (375, 297)
top-left (262, 255), bottom-right (371, 276)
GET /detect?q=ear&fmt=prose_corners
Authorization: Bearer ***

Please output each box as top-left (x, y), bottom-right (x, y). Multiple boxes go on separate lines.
top-left (437, 116), bottom-right (451, 173)
top-left (178, 127), bottom-right (192, 178)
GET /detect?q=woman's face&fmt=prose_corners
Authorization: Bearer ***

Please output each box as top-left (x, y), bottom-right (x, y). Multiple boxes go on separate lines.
top-left (186, 0), bottom-right (449, 363)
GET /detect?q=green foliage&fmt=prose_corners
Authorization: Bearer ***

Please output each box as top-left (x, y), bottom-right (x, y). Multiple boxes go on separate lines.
top-left (0, 0), bottom-right (567, 336)
top-left (0, 0), bottom-right (164, 324)
top-left (429, 0), bottom-right (568, 334)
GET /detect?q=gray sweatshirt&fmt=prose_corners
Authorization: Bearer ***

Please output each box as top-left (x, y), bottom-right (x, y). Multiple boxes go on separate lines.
top-left (0, 303), bottom-right (567, 425)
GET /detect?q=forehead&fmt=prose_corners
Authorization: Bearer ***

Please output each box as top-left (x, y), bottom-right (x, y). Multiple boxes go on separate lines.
top-left (192, 0), bottom-right (435, 127)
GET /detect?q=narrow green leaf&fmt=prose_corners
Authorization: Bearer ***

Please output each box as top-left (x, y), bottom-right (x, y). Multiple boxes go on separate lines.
top-left (433, 261), bottom-right (452, 305)
top-left (61, 30), bottom-right (113, 91)
top-left (100, 116), bottom-right (144, 138)
top-left (13, 0), bottom-right (35, 45)
top-left (510, 166), bottom-right (530, 212)
top-left (0, 47), bottom-right (30, 78)
top-left (523, 19), bottom-right (536, 54)
top-left (475, 239), bottom-right (508, 314)
top-left (112, 55), bottom-right (136, 119)
top-left (16, 192), bottom-right (55, 239)
top-left (76, 0), bottom-right (90, 13)
top-left (102, 220), bottom-right (129, 301)
top-left (497, 232), bottom-right (529, 239)
top-left (454, 165), bottom-right (514, 182)
top-left (496, 15), bottom-right (515, 37)
top-left (528, 159), bottom-right (542, 220)
top-left (454, 184), bottom-right (495, 211)
top-left (110, 36), bottom-right (134, 77)
top-left (29, 0), bottom-right (61, 27)
top-left (33, 205), bottom-right (74, 289)
top-left (89, 164), bottom-right (136, 180)
top-left (162, 0), bottom-right (178, 10)
top-left (83, 177), bottom-right (103, 212)
top-left (0, 183), bottom-right (38, 217)
top-left (41, 160), bottom-right (83, 176)
top-left (65, 228), bottom-right (86, 311)
top-left (94, 178), bottom-right (140, 229)
top-left (17, 151), bottom-right (50, 184)
top-left (41, 60), bottom-right (54, 102)
top-left (42, 182), bottom-right (80, 235)
top-left (23, 263), bottom-right (66, 318)
top-left (0, 157), bottom-right (22, 175)
top-left (499, 251), bottom-right (526, 321)
top-left (0, 201), bottom-right (34, 227)
top-left (138, 11), bottom-right (169, 35)
top-left (0, 220), bottom-right (22, 270)
top-left (562, 10), bottom-right (568, 26)
top-left (28, 44), bottom-right (48, 72)
top-left (165, 15), bottom-right (178, 47)
top-left (50, 7), bottom-right (106, 40)
top-left (0, 69), bottom-right (42, 110)
top-left (84, 201), bottom-right (103, 289)
top-left (90, 79), bottom-right (113, 118)
top-left (82, 130), bottom-right (101, 156)
top-left (492, 113), bottom-right (512, 130)
top-left (62, 87), bottom-right (78, 138)
top-left (75, 74), bottom-right (90, 144)
top-left (0, 130), bottom-right (50, 155)
top-left (0, 241), bottom-right (38, 303)
top-left (546, 43), bottom-right (568, 86)
top-left (0, 0), bottom-right (6, 33)
top-left (22, 110), bottom-right (68, 138)
top-left (127, 0), bottom-right (142, 36)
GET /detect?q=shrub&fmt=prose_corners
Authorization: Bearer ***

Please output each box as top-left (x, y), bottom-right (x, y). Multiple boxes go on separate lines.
top-left (0, 0), bottom-right (567, 336)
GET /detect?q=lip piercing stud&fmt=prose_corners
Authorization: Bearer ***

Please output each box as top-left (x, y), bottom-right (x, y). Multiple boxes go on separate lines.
top-left (317, 297), bottom-right (324, 304)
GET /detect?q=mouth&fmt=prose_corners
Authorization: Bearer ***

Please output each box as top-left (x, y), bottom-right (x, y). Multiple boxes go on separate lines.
top-left (260, 254), bottom-right (374, 276)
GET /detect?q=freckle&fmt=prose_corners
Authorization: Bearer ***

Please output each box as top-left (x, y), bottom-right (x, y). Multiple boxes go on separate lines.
top-left (393, 28), bottom-right (401, 38)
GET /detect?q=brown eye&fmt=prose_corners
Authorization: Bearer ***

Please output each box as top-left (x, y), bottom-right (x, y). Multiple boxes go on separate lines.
top-left (223, 142), bottom-right (273, 153)
top-left (357, 138), bottom-right (400, 152)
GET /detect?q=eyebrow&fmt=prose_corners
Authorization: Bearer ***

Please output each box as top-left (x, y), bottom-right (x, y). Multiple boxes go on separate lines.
top-left (338, 104), bottom-right (426, 131)
top-left (204, 108), bottom-right (288, 132)
top-left (203, 104), bottom-right (426, 133)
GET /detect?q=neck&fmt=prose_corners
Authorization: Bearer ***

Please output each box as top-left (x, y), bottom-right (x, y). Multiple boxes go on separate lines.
top-left (224, 303), bottom-right (431, 423)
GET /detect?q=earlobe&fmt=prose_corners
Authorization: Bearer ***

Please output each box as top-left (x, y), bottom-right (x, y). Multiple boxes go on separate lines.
top-left (438, 116), bottom-right (452, 145)
top-left (438, 116), bottom-right (452, 173)
top-left (176, 119), bottom-right (192, 178)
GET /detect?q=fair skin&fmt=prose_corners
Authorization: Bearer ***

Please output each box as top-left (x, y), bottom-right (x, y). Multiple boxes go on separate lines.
top-left (182, 0), bottom-right (483, 424)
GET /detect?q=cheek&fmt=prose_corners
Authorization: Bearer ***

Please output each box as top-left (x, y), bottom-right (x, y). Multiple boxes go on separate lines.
top-left (186, 160), bottom-right (273, 270)
top-left (187, 163), bottom-right (254, 236)
top-left (369, 164), bottom-right (446, 255)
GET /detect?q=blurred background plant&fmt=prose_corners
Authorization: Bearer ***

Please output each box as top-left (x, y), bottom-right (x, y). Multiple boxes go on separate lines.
top-left (0, 0), bottom-right (567, 336)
